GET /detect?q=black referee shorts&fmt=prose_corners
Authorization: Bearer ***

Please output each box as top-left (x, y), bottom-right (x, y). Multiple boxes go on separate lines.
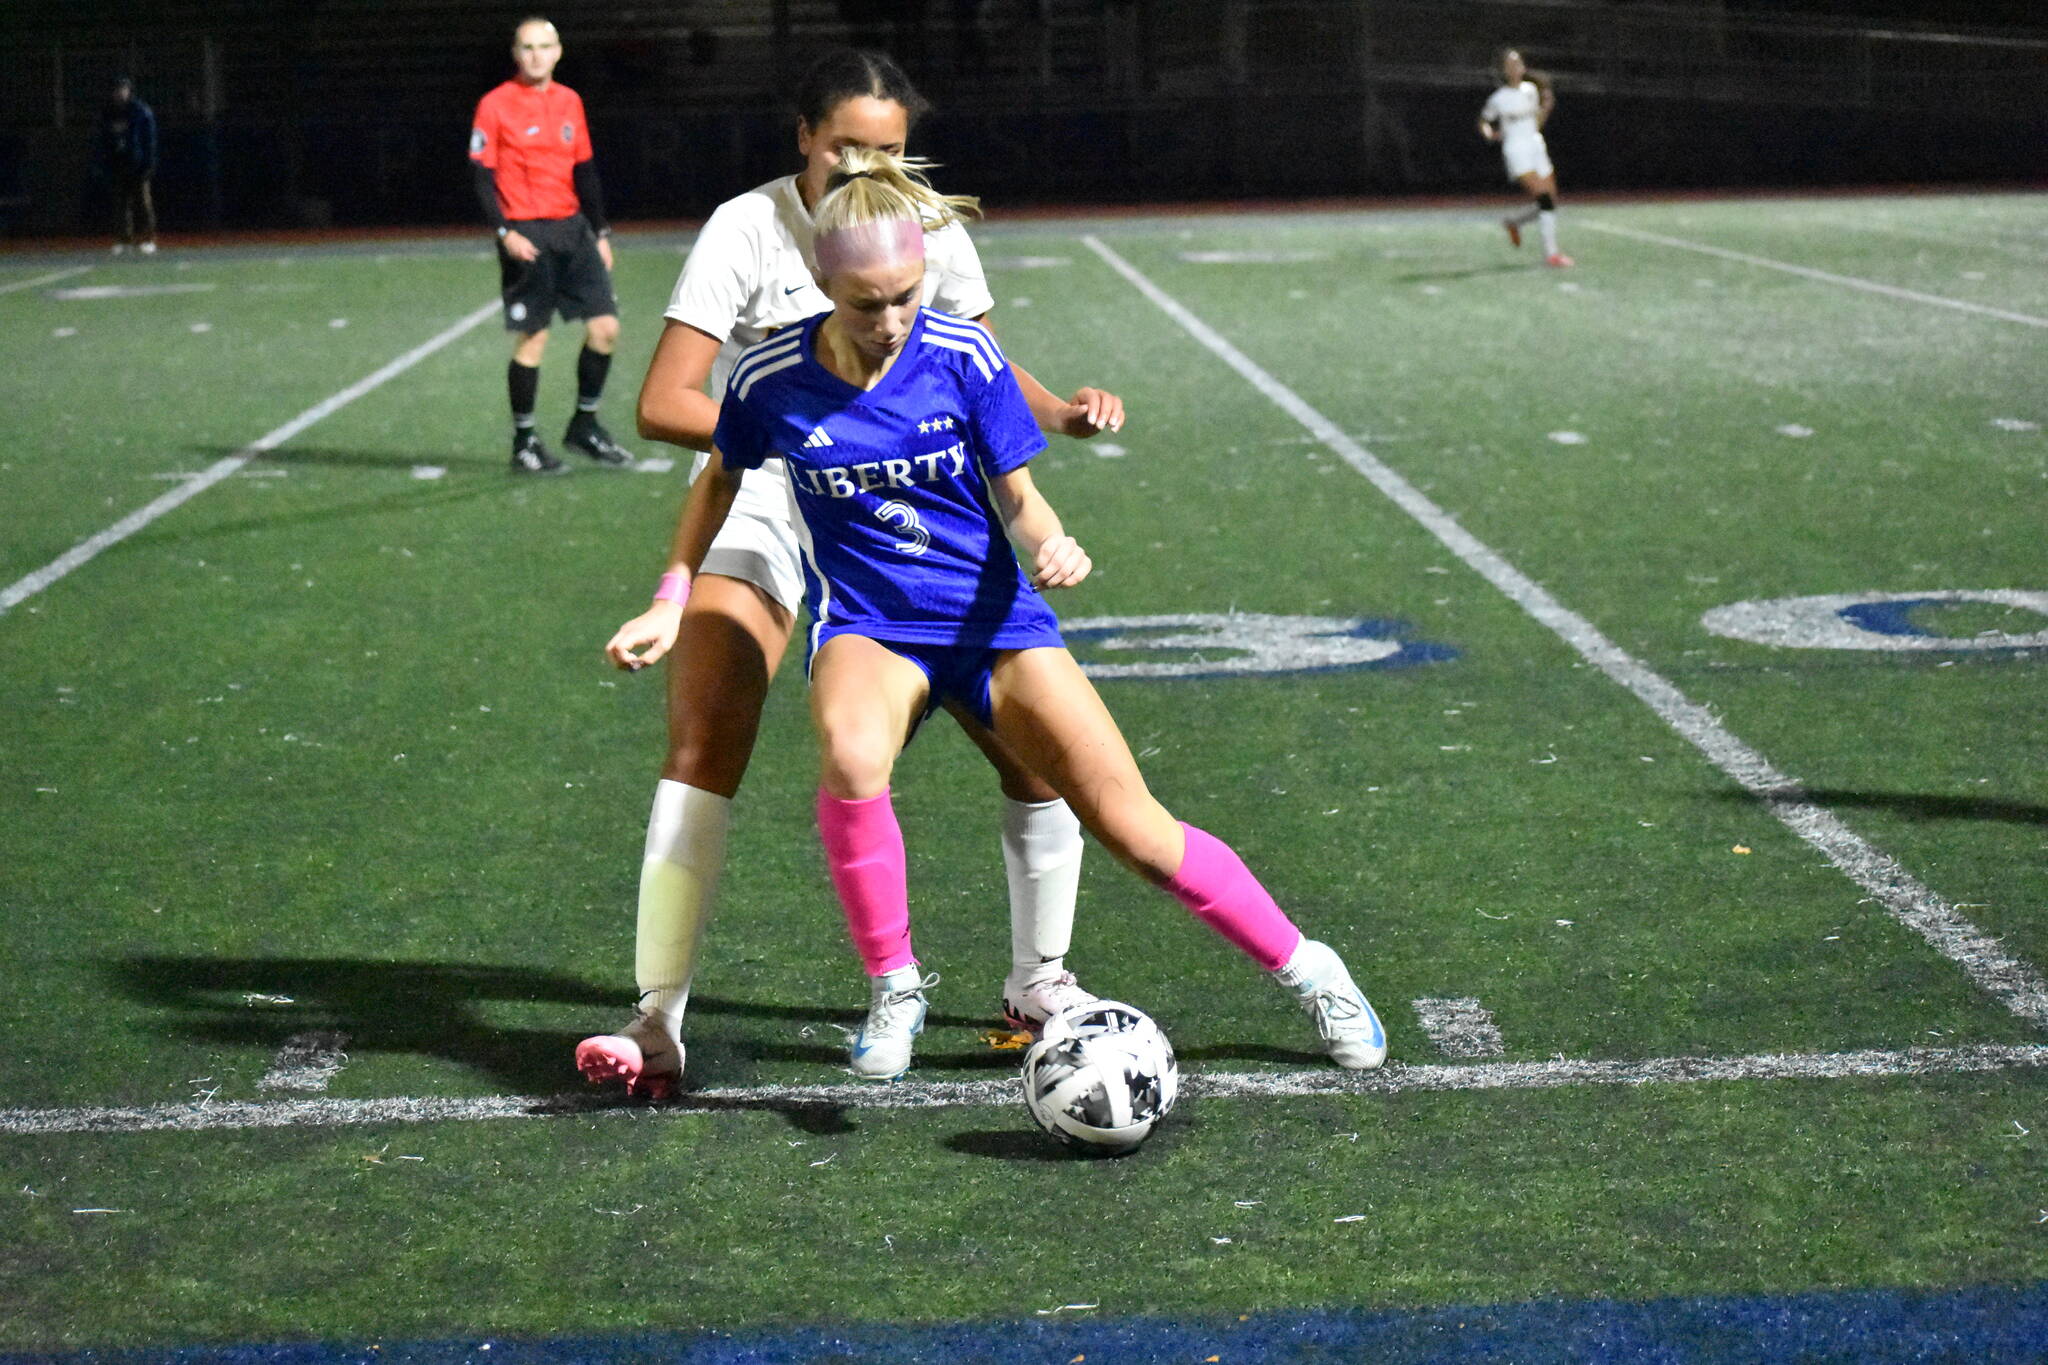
top-left (498, 216), bottom-right (617, 333)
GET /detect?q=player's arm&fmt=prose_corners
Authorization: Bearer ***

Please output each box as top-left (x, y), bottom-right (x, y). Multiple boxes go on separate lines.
top-left (1478, 111), bottom-right (1500, 141)
top-left (971, 316), bottom-right (1124, 439)
top-left (989, 465), bottom-right (1090, 590)
top-left (604, 457), bottom-right (744, 670)
top-left (636, 320), bottom-right (725, 450)
top-left (470, 108), bottom-right (538, 264)
top-left (572, 159), bottom-right (614, 270)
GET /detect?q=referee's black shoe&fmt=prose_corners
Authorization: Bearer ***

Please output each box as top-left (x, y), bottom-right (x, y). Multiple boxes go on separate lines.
top-left (511, 430), bottom-right (565, 475)
top-left (564, 413), bottom-right (635, 467)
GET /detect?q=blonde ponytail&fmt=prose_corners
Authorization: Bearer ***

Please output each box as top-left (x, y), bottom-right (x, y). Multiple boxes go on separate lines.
top-left (814, 145), bottom-right (980, 240)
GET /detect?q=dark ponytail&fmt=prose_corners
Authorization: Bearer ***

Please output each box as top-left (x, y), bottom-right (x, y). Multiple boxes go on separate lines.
top-left (794, 48), bottom-right (931, 132)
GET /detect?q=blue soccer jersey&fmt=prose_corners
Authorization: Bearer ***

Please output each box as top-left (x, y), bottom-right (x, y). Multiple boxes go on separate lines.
top-left (713, 307), bottom-right (1062, 659)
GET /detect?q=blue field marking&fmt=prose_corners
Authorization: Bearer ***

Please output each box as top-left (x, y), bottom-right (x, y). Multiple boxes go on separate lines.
top-left (17, 1283), bottom-right (2048, 1364)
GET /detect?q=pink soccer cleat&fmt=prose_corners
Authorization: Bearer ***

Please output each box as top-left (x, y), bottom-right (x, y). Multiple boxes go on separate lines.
top-left (575, 1012), bottom-right (682, 1099)
top-left (1544, 252), bottom-right (1575, 268)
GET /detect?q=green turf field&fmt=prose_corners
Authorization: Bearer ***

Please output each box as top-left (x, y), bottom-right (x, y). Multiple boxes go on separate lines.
top-left (2, 192), bottom-right (2045, 1356)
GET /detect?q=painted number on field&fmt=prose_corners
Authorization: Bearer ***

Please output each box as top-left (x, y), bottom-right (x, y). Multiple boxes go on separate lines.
top-left (1065, 613), bottom-right (1455, 680)
top-left (1702, 590), bottom-right (2048, 651)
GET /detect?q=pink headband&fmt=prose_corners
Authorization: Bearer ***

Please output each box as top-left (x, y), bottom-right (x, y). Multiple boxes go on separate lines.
top-left (813, 217), bottom-right (925, 278)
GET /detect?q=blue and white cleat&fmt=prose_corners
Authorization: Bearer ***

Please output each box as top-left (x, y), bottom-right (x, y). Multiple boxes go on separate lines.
top-left (1273, 939), bottom-right (1387, 1070)
top-left (850, 966), bottom-right (938, 1080)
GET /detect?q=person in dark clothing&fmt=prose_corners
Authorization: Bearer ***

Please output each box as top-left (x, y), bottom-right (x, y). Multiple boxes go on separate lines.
top-left (98, 78), bottom-right (158, 255)
top-left (470, 17), bottom-right (635, 474)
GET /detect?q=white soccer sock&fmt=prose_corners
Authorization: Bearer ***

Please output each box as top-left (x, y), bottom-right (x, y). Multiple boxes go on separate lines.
top-left (635, 780), bottom-right (731, 1040)
top-left (1539, 210), bottom-right (1560, 256)
top-left (1002, 796), bottom-right (1085, 990)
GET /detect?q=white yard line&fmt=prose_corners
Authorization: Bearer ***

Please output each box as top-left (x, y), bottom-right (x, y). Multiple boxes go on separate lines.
top-left (1080, 233), bottom-right (2048, 1029)
top-left (0, 265), bottom-right (89, 295)
top-left (4, 1044), bottom-right (2042, 1136)
top-left (1579, 221), bottom-right (2048, 328)
top-left (0, 299), bottom-right (499, 618)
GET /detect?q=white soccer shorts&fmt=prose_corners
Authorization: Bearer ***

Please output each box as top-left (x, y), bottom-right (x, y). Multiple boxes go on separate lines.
top-left (699, 507), bottom-right (805, 615)
top-left (1502, 135), bottom-right (1554, 182)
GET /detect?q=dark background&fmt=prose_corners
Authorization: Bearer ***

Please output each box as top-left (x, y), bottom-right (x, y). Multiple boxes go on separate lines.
top-left (5, 0), bottom-right (2044, 238)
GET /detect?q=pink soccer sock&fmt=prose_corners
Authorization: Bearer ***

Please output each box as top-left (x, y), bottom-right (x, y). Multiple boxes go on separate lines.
top-left (816, 788), bottom-right (916, 977)
top-left (1162, 823), bottom-right (1304, 971)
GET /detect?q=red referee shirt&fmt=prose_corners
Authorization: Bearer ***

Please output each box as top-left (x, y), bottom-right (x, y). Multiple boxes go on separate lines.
top-left (469, 79), bottom-right (593, 222)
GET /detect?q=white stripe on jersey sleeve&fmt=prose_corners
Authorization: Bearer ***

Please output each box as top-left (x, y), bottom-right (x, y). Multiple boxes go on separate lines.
top-left (735, 351), bottom-right (805, 401)
top-left (922, 312), bottom-right (1006, 372)
top-left (728, 331), bottom-right (804, 395)
top-left (922, 335), bottom-right (995, 382)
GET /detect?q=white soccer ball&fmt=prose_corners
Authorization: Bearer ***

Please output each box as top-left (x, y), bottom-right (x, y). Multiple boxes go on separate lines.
top-left (1021, 1000), bottom-right (1178, 1156)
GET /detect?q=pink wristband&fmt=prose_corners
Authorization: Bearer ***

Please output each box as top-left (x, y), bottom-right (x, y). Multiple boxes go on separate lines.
top-left (654, 571), bottom-right (690, 606)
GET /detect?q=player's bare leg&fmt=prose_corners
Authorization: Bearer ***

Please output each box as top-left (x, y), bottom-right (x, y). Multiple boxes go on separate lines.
top-left (1518, 170), bottom-right (1572, 268)
top-left (989, 648), bottom-right (1385, 1068)
top-left (942, 704), bottom-right (1095, 1033)
top-left (577, 575), bottom-right (793, 1097)
top-left (811, 636), bottom-right (938, 1079)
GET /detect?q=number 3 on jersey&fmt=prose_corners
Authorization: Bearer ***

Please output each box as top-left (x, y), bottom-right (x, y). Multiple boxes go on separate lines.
top-left (877, 500), bottom-right (929, 557)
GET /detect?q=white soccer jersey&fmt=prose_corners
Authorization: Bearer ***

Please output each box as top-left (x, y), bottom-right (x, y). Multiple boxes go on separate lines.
top-left (1482, 81), bottom-right (1543, 142)
top-left (664, 175), bottom-right (998, 529)
top-left (1483, 81), bottom-right (1551, 179)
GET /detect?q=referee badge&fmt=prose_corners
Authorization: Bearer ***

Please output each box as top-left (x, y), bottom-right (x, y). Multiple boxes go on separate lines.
top-left (469, 128), bottom-right (486, 153)
top-left (560, 122), bottom-right (574, 144)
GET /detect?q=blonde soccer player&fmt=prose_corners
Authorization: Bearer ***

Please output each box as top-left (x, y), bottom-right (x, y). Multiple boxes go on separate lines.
top-left (577, 51), bottom-right (1124, 1097)
top-left (1479, 47), bottom-right (1573, 268)
top-left (606, 148), bottom-right (1387, 1081)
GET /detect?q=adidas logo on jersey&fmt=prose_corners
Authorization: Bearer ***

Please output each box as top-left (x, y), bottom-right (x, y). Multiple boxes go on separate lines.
top-left (802, 426), bottom-right (835, 449)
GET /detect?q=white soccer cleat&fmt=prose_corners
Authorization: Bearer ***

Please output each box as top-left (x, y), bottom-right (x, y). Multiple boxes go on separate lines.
top-left (138, 241), bottom-right (158, 256)
top-left (575, 1010), bottom-right (683, 1099)
top-left (1001, 970), bottom-right (1099, 1035)
top-left (850, 966), bottom-right (937, 1080)
top-left (1273, 939), bottom-right (1387, 1070)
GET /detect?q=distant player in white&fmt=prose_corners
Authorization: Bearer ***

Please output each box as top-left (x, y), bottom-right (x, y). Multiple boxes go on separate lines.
top-left (609, 148), bottom-right (1387, 1081)
top-left (1480, 47), bottom-right (1573, 268)
top-left (576, 51), bottom-right (1125, 1098)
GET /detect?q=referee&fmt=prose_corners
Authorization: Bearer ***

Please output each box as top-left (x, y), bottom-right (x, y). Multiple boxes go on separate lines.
top-left (470, 16), bottom-right (633, 473)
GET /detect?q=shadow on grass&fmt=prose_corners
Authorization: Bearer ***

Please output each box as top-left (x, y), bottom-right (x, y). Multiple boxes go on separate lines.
top-left (103, 956), bottom-right (1325, 1140)
top-left (945, 1104), bottom-right (1199, 1163)
top-left (101, 957), bottom-right (1016, 1122)
top-left (944, 1129), bottom-right (1095, 1162)
top-left (1392, 262), bottom-right (1530, 283)
top-left (1729, 788), bottom-right (2048, 827)
top-left (106, 954), bottom-right (618, 1095)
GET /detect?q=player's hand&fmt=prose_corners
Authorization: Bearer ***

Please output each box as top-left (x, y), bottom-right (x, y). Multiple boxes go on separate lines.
top-left (1032, 535), bottom-right (1091, 590)
top-left (596, 234), bottom-right (615, 272)
top-left (502, 229), bottom-right (539, 263)
top-left (606, 601), bottom-right (684, 671)
top-left (1059, 387), bottom-right (1124, 439)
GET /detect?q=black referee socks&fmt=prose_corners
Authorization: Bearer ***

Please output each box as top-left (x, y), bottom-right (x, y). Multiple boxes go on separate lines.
top-left (507, 359), bottom-right (540, 431)
top-left (576, 345), bottom-right (611, 413)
